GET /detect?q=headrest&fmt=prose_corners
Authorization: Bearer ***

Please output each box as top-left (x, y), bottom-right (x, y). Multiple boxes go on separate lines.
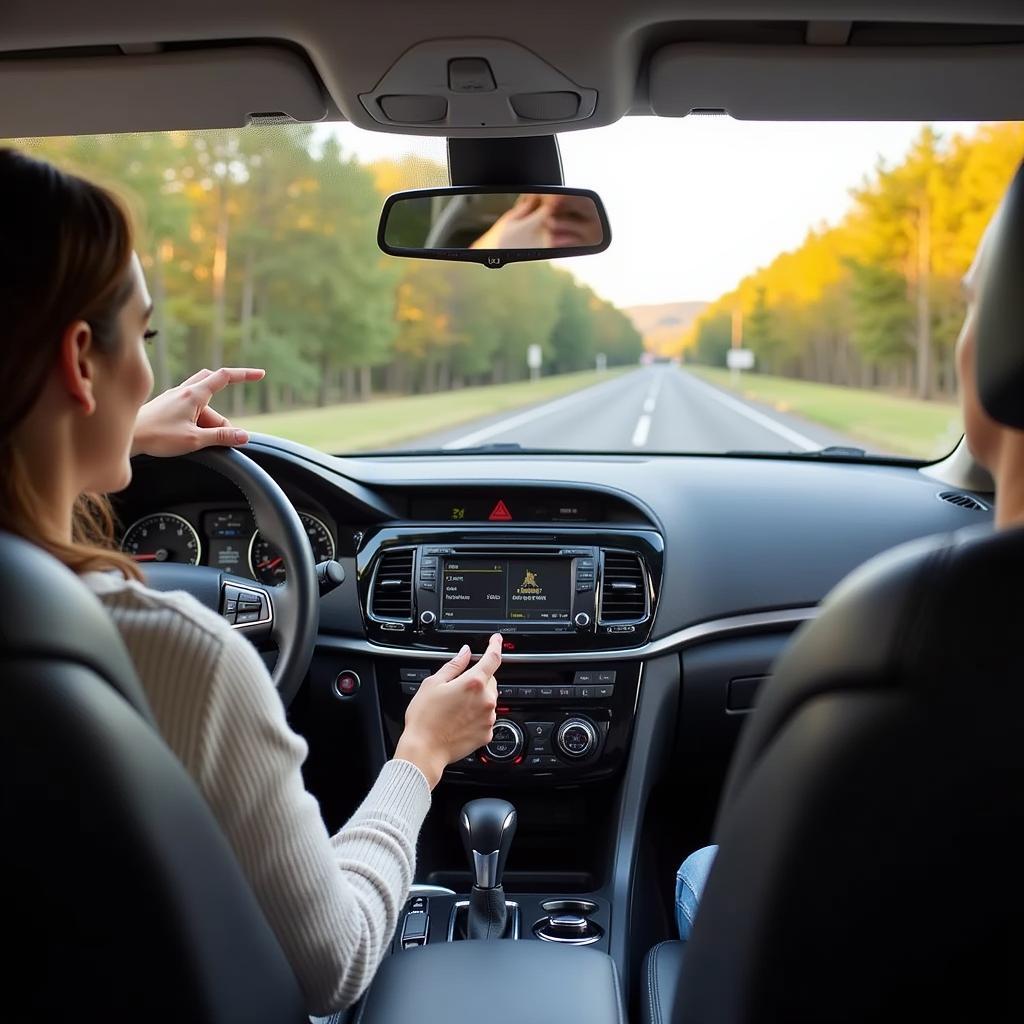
top-left (0, 531), bottom-right (154, 720)
top-left (977, 161), bottom-right (1024, 430)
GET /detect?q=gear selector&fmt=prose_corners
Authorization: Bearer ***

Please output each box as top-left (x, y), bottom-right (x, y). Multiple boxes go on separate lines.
top-left (460, 798), bottom-right (517, 940)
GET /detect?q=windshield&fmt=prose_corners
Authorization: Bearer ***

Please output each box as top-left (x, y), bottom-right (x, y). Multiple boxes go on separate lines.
top-left (11, 118), bottom-right (1022, 459)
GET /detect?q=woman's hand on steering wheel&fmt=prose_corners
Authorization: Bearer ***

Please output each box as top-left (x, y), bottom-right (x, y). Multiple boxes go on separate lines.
top-left (132, 366), bottom-right (265, 458)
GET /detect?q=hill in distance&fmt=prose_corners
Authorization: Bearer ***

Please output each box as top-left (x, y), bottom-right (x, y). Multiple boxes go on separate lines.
top-left (625, 301), bottom-right (708, 354)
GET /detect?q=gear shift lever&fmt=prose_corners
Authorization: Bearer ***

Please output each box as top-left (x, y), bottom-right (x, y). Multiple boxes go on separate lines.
top-left (460, 798), bottom-right (517, 940)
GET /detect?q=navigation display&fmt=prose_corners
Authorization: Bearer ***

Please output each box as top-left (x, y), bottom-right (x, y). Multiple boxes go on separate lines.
top-left (441, 558), bottom-right (572, 623)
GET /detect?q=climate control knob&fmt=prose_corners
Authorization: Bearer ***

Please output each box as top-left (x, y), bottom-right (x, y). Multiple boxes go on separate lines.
top-left (484, 719), bottom-right (524, 762)
top-left (556, 718), bottom-right (598, 759)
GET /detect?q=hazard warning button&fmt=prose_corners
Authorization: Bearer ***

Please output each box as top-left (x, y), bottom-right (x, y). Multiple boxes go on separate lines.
top-left (488, 499), bottom-right (513, 521)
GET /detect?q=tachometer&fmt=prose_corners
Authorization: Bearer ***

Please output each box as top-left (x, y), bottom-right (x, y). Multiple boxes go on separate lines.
top-left (248, 513), bottom-right (335, 585)
top-left (121, 512), bottom-right (201, 565)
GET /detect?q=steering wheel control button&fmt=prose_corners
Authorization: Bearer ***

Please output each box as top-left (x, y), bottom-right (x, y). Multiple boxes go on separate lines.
top-left (484, 720), bottom-right (523, 762)
top-left (419, 610), bottom-right (437, 626)
top-left (557, 718), bottom-right (597, 759)
top-left (332, 671), bottom-right (361, 699)
top-left (574, 611), bottom-right (591, 628)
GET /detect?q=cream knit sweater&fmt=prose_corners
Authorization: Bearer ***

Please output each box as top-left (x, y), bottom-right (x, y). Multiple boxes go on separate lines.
top-left (84, 572), bottom-right (431, 1016)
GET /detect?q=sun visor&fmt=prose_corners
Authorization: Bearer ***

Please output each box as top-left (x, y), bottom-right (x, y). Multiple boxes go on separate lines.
top-left (649, 43), bottom-right (1024, 120)
top-left (0, 46), bottom-right (327, 139)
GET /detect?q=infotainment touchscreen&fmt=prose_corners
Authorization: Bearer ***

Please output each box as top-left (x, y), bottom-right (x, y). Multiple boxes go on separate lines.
top-left (440, 558), bottom-right (572, 623)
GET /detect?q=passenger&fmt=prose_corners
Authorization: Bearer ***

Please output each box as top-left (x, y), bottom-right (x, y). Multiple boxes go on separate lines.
top-left (671, 184), bottom-right (1024, 941)
top-left (0, 147), bottom-right (501, 1016)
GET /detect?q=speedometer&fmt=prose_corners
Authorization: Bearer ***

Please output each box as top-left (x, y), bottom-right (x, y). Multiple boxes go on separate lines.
top-left (121, 512), bottom-right (201, 565)
top-left (248, 513), bottom-right (335, 585)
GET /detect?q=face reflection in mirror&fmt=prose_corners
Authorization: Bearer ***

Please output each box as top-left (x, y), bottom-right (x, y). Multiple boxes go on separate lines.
top-left (384, 192), bottom-right (605, 252)
top-left (469, 193), bottom-right (604, 250)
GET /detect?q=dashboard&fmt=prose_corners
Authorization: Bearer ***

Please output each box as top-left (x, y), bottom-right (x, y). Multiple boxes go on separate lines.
top-left (115, 437), bottom-right (994, 967)
top-left (115, 438), bottom-right (993, 787)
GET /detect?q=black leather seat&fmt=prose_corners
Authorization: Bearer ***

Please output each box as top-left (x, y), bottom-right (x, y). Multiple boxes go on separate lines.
top-left (643, 168), bottom-right (1024, 1024)
top-left (0, 532), bottom-right (308, 1022)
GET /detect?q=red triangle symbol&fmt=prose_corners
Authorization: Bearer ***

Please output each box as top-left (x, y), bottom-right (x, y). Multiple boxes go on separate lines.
top-left (488, 499), bottom-right (513, 521)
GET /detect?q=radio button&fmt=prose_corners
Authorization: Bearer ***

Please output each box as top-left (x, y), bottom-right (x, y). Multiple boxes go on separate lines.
top-left (485, 720), bottom-right (523, 762)
top-left (557, 718), bottom-right (597, 758)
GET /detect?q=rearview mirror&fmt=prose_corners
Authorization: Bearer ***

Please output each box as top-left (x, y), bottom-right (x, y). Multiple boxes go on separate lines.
top-left (378, 186), bottom-right (611, 268)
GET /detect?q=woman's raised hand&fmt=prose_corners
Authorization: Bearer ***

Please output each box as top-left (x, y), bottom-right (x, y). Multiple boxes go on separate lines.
top-left (131, 366), bottom-right (265, 458)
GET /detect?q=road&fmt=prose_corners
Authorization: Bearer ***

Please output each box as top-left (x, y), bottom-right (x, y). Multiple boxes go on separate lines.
top-left (392, 365), bottom-right (866, 454)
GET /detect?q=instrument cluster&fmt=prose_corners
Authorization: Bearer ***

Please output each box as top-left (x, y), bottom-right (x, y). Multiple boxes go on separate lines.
top-left (120, 506), bottom-right (335, 585)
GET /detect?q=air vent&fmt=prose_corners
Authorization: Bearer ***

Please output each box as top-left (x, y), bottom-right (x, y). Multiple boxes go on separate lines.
top-left (599, 551), bottom-right (648, 623)
top-left (938, 491), bottom-right (989, 512)
top-left (371, 549), bottom-right (414, 620)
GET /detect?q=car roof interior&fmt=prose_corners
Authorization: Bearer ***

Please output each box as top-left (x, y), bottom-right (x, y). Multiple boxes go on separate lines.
top-left (5, 1), bottom-right (1024, 139)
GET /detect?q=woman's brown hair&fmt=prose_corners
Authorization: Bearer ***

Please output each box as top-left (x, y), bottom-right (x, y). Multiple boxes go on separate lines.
top-left (0, 147), bottom-right (142, 579)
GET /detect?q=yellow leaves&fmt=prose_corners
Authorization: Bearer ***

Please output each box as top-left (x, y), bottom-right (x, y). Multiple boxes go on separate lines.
top-left (693, 121), bottom-right (1024, 354)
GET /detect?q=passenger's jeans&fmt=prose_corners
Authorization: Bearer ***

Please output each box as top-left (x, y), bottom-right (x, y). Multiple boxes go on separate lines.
top-left (675, 844), bottom-right (718, 940)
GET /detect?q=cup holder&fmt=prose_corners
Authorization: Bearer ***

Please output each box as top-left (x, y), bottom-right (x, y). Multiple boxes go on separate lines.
top-left (533, 899), bottom-right (603, 945)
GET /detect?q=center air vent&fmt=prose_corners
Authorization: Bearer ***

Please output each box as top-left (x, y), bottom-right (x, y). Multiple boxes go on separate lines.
top-left (599, 551), bottom-right (648, 623)
top-left (371, 549), bottom-right (414, 620)
top-left (938, 491), bottom-right (989, 512)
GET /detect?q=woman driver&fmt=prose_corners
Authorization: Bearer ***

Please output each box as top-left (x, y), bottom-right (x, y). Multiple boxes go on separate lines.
top-left (0, 147), bottom-right (501, 1016)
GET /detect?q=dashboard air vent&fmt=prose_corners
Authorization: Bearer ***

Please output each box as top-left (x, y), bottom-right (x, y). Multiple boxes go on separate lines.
top-left (599, 551), bottom-right (647, 622)
top-left (938, 491), bottom-right (989, 512)
top-left (371, 549), bottom-right (414, 620)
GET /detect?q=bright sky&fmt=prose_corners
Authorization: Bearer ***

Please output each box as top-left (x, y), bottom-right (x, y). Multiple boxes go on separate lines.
top-left (328, 117), bottom-right (978, 308)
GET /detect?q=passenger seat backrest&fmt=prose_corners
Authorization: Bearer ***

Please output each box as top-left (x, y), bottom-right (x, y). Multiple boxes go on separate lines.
top-left (0, 532), bottom-right (307, 1022)
top-left (675, 526), bottom-right (1022, 1022)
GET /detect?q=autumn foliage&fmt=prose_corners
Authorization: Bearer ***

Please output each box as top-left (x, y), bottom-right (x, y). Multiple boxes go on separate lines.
top-left (688, 123), bottom-right (1024, 400)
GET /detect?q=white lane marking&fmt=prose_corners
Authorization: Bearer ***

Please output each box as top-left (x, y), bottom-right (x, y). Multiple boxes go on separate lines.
top-left (632, 413), bottom-right (652, 447)
top-left (678, 370), bottom-right (821, 451)
top-left (442, 372), bottom-right (637, 449)
top-left (638, 368), bottom-right (663, 415)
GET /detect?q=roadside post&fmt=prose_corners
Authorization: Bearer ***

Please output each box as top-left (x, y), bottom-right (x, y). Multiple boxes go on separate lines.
top-left (527, 343), bottom-right (543, 382)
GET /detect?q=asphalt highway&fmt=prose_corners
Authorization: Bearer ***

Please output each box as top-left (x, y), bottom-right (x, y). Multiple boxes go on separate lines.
top-left (394, 365), bottom-right (864, 454)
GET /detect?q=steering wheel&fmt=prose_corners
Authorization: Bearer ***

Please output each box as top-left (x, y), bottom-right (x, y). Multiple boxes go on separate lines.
top-left (139, 447), bottom-right (319, 706)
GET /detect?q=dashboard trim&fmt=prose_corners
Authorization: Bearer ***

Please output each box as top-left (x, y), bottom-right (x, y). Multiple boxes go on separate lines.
top-left (318, 605), bottom-right (818, 664)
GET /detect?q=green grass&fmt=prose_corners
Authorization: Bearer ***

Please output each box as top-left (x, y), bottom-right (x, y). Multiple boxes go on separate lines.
top-left (688, 366), bottom-right (962, 459)
top-left (238, 368), bottom-right (625, 453)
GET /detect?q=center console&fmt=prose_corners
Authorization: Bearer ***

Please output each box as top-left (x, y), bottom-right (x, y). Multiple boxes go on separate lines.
top-left (358, 525), bottom-right (663, 786)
